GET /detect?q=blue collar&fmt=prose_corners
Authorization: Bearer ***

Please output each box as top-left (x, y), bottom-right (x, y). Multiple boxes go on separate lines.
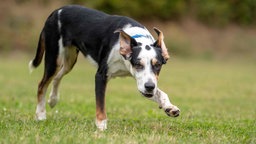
top-left (131, 34), bottom-right (148, 39)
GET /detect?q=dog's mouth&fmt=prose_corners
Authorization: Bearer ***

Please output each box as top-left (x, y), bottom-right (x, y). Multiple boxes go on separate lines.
top-left (140, 91), bottom-right (154, 98)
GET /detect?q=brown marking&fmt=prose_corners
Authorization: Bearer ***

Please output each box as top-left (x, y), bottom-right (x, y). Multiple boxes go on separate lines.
top-left (151, 58), bottom-right (158, 66)
top-left (153, 27), bottom-right (170, 61)
top-left (133, 59), bottom-right (145, 70)
top-left (151, 58), bottom-right (160, 80)
top-left (140, 59), bottom-right (145, 66)
top-left (96, 102), bottom-right (107, 121)
top-left (155, 74), bottom-right (159, 80)
top-left (37, 75), bottom-right (54, 103)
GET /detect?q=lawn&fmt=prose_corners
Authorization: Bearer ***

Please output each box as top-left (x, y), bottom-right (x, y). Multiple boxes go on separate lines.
top-left (0, 54), bottom-right (255, 144)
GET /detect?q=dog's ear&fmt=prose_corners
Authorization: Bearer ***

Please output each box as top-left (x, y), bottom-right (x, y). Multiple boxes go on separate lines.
top-left (115, 29), bottom-right (137, 60)
top-left (153, 27), bottom-right (170, 62)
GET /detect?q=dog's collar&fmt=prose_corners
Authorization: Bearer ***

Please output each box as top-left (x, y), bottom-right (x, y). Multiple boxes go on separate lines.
top-left (131, 34), bottom-right (148, 39)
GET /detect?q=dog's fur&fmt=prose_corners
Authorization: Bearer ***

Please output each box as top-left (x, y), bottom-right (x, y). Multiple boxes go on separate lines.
top-left (29, 5), bottom-right (180, 131)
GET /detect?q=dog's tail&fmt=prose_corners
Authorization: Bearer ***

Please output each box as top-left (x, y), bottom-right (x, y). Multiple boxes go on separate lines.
top-left (29, 31), bottom-right (45, 73)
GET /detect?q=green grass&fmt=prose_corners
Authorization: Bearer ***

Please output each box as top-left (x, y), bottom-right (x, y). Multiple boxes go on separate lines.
top-left (0, 54), bottom-right (255, 144)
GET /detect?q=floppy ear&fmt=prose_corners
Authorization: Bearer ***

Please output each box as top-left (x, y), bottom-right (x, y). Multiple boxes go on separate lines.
top-left (115, 29), bottom-right (137, 60)
top-left (153, 27), bottom-right (170, 62)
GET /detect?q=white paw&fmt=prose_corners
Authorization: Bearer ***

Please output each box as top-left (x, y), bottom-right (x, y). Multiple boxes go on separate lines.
top-left (164, 105), bottom-right (180, 117)
top-left (95, 119), bottom-right (107, 131)
top-left (36, 111), bottom-right (46, 120)
top-left (36, 105), bottom-right (46, 120)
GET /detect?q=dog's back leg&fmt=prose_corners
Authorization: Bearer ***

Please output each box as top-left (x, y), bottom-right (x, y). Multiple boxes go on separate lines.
top-left (48, 46), bottom-right (79, 108)
top-left (35, 31), bottom-right (60, 120)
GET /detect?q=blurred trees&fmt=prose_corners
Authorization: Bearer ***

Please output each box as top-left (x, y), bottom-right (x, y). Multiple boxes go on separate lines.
top-left (1, 0), bottom-right (255, 59)
top-left (4, 0), bottom-right (256, 27)
top-left (70, 0), bottom-right (256, 26)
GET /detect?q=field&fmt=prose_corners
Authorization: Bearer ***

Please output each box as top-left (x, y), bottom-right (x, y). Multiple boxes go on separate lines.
top-left (0, 54), bottom-right (255, 144)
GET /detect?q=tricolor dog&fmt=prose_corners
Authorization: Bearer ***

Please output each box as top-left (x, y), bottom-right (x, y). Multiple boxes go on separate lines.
top-left (29, 5), bottom-right (180, 131)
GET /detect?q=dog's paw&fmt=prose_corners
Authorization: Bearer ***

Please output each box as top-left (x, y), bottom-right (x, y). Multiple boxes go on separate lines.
top-left (164, 105), bottom-right (180, 117)
top-left (48, 97), bottom-right (59, 108)
top-left (48, 92), bottom-right (59, 108)
top-left (36, 105), bottom-right (47, 120)
top-left (36, 112), bottom-right (46, 121)
top-left (95, 119), bottom-right (107, 131)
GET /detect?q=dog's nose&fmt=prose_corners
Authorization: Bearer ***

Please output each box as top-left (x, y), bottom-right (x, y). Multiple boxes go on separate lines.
top-left (144, 82), bottom-right (155, 92)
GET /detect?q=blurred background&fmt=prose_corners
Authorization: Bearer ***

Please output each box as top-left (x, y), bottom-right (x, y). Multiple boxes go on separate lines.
top-left (0, 0), bottom-right (255, 61)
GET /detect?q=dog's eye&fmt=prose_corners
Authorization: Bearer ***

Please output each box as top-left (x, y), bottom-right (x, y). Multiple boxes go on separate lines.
top-left (134, 62), bottom-right (144, 70)
top-left (153, 63), bottom-right (161, 71)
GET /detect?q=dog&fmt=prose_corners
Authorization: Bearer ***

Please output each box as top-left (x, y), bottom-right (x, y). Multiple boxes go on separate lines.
top-left (29, 5), bottom-right (180, 131)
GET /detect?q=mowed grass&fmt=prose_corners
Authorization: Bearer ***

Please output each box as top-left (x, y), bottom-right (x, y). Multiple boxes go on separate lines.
top-left (0, 54), bottom-right (255, 144)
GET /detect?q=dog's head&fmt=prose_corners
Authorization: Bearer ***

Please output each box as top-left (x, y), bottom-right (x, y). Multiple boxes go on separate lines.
top-left (116, 27), bottom-right (169, 97)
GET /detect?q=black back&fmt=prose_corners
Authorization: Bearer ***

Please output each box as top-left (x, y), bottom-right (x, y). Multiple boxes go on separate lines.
top-left (56, 5), bottom-right (144, 64)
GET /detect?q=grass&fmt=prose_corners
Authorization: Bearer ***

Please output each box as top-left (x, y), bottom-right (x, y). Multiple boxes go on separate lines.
top-left (0, 54), bottom-right (255, 144)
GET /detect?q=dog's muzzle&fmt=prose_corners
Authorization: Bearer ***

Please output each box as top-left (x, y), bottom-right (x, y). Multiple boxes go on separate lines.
top-left (140, 82), bottom-right (155, 97)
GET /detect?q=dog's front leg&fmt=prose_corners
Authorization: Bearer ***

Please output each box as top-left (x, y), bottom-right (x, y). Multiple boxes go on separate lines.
top-left (149, 88), bottom-right (180, 117)
top-left (95, 72), bottom-right (108, 131)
